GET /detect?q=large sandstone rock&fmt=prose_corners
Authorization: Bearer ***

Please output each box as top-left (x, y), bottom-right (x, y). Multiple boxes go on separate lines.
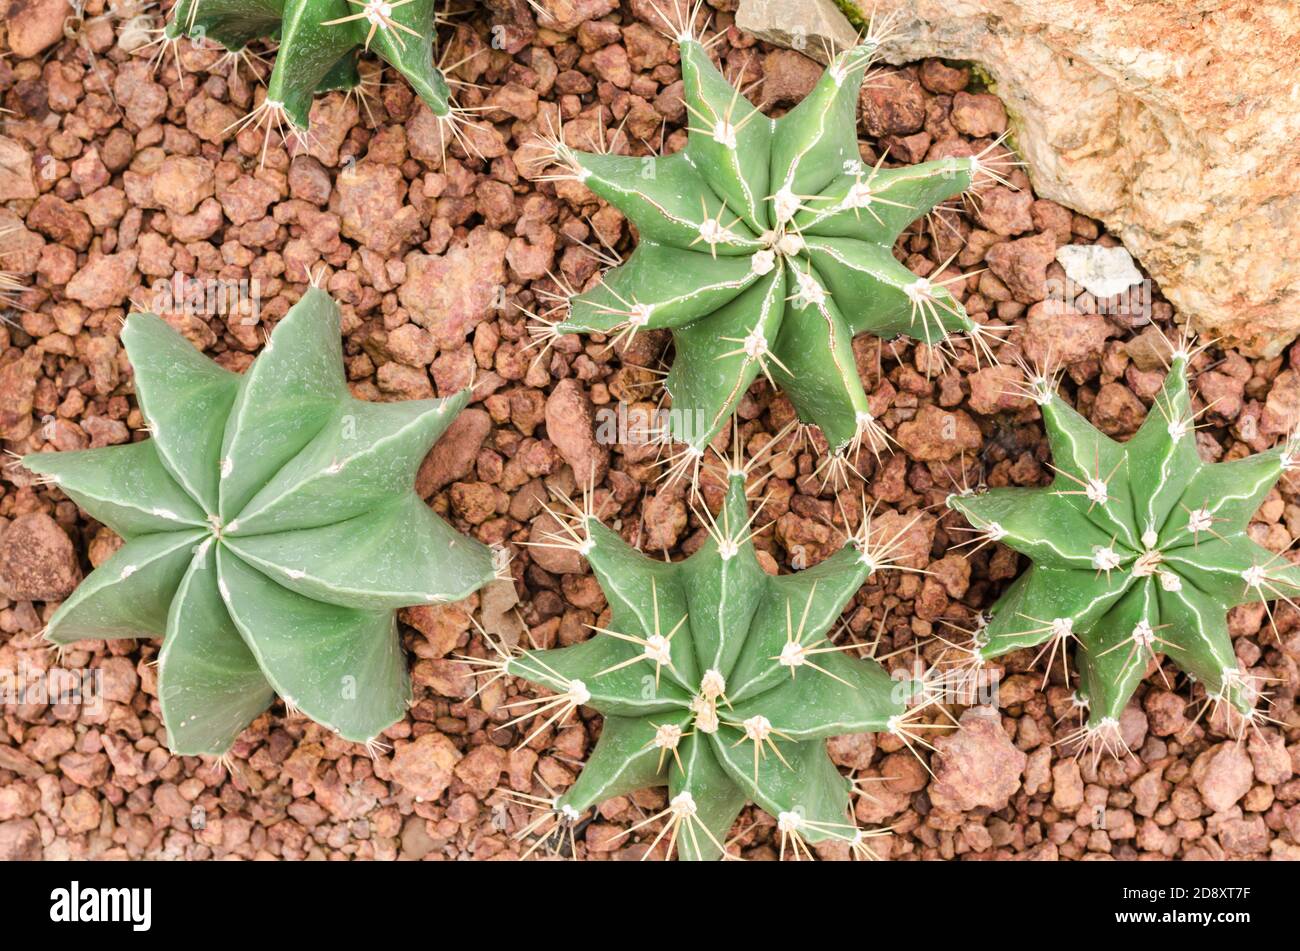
top-left (736, 0), bottom-right (858, 63)
top-left (738, 0), bottom-right (1300, 356)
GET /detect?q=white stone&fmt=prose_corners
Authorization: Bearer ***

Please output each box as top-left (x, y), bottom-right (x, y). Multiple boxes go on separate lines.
top-left (1055, 244), bottom-right (1144, 300)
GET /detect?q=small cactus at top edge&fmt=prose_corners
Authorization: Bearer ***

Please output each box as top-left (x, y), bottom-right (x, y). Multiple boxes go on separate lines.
top-left (532, 13), bottom-right (1009, 466)
top-left (22, 288), bottom-right (496, 756)
top-left (479, 472), bottom-right (935, 860)
top-left (162, 0), bottom-right (454, 131)
top-left (947, 348), bottom-right (1300, 756)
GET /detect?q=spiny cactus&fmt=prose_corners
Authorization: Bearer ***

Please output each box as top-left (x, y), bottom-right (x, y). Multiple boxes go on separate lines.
top-left (0, 226), bottom-right (23, 307)
top-left (468, 465), bottom-right (937, 860)
top-left (155, 0), bottom-right (458, 136)
top-left (528, 8), bottom-right (1009, 480)
top-left (947, 344), bottom-right (1300, 757)
top-left (22, 288), bottom-right (496, 756)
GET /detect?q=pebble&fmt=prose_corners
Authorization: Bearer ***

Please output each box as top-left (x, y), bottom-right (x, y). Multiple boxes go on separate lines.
top-left (399, 228), bottom-right (510, 349)
top-left (5, 0), bottom-right (69, 59)
top-left (389, 733), bottom-right (462, 802)
top-left (951, 91), bottom-right (1008, 137)
top-left (0, 513), bottom-right (81, 601)
top-left (929, 707), bottom-right (1027, 811)
top-left (986, 232), bottom-right (1058, 303)
top-left (151, 156), bottom-right (215, 215)
top-left (545, 379), bottom-right (609, 484)
top-left (895, 404), bottom-right (982, 461)
top-left (1194, 742), bottom-right (1254, 813)
top-left (0, 819), bottom-right (42, 860)
top-left (65, 252), bottom-right (139, 309)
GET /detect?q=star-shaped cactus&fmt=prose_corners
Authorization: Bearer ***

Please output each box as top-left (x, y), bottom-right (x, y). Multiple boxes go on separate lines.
top-left (531, 15), bottom-right (1004, 470)
top-left (23, 289), bottom-right (496, 756)
top-left (158, 0), bottom-right (455, 133)
top-left (947, 348), bottom-right (1300, 754)
top-left (473, 471), bottom-right (931, 860)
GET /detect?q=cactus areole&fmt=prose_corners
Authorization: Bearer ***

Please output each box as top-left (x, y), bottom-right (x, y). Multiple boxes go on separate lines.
top-left (494, 473), bottom-right (921, 860)
top-left (166, 0), bottom-right (453, 129)
top-left (547, 34), bottom-right (991, 457)
top-left (948, 352), bottom-right (1300, 748)
top-left (24, 289), bottom-right (496, 755)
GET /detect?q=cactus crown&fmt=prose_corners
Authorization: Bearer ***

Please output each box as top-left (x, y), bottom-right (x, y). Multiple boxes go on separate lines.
top-left (948, 348), bottom-right (1300, 756)
top-left (24, 289), bottom-right (496, 756)
top-left (161, 0), bottom-right (454, 132)
top-left (478, 471), bottom-right (930, 860)
top-left (533, 17), bottom-right (1003, 468)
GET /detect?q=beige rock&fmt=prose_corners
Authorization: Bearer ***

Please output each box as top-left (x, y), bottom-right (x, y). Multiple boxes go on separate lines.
top-left (479, 578), bottom-right (525, 645)
top-left (736, 0), bottom-right (859, 64)
top-left (739, 0), bottom-right (1300, 356)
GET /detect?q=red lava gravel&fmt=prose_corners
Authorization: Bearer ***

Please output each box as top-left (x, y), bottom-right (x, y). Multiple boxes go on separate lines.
top-left (0, 0), bottom-right (1297, 861)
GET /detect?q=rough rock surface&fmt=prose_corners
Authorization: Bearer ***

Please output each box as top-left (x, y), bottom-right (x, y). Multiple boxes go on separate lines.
top-left (929, 706), bottom-right (1028, 812)
top-left (389, 733), bottom-right (462, 802)
top-left (0, 513), bottom-right (81, 601)
top-left (4, 0), bottom-right (71, 60)
top-left (736, 0), bottom-right (858, 63)
top-left (739, 0), bottom-right (1300, 356)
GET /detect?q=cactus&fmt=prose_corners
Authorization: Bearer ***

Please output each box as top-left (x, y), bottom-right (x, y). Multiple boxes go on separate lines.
top-left (947, 346), bottom-right (1300, 757)
top-left (156, 0), bottom-right (457, 135)
top-left (0, 226), bottom-right (22, 307)
top-left (469, 466), bottom-right (935, 860)
top-left (22, 288), bottom-right (497, 756)
top-left (529, 9), bottom-right (1009, 479)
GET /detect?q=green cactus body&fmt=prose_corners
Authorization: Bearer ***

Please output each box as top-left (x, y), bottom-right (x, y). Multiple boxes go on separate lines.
top-left (548, 37), bottom-right (983, 457)
top-left (497, 473), bottom-right (917, 860)
top-left (166, 0), bottom-right (451, 129)
top-left (24, 289), bottom-right (495, 755)
top-left (948, 353), bottom-right (1300, 746)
